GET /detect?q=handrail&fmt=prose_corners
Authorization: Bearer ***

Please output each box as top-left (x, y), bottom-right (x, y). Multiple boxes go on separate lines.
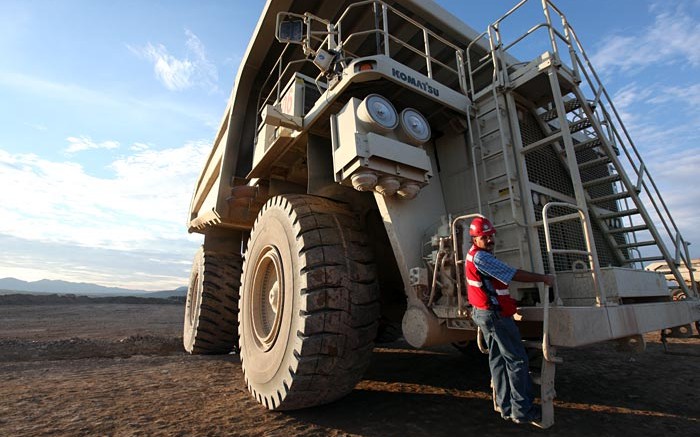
top-left (255, 46), bottom-right (312, 133)
top-left (427, 237), bottom-right (449, 307)
top-left (257, 0), bottom-right (469, 136)
top-left (541, 201), bottom-right (601, 363)
top-left (563, 8), bottom-right (696, 295)
top-left (335, 1), bottom-right (465, 87)
top-left (256, 43), bottom-right (292, 119)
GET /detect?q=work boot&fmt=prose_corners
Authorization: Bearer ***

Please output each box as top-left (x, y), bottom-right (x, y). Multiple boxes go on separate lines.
top-left (511, 405), bottom-right (542, 426)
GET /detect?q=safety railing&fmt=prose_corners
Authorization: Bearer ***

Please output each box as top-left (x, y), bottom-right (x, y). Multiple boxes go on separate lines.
top-left (335, 0), bottom-right (467, 93)
top-left (542, 201), bottom-right (602, 362)
top-left (256, 0), bottom-right (469, 136)
top-left (255, 44), bottom-right (310, 139)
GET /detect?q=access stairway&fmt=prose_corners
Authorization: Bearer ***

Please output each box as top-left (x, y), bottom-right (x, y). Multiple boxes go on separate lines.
top-left (466, 0), bottom-right (696, 301)
top-left (464, 0), bottom-right (698, 428)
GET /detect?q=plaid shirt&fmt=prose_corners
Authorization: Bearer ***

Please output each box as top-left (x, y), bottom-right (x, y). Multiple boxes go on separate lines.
top-left (472, 250), bottom-right (516, 285)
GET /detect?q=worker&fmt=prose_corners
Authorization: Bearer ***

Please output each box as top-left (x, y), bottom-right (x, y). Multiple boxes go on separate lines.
top-left (466, 216), bottom-right (555, 426)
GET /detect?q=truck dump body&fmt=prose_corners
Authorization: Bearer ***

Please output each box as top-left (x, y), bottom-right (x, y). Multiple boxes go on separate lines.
top-left (183, 0), bottom-right (700, 428)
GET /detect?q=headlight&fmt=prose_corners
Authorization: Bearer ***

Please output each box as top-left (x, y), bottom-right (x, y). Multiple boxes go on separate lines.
top-left (357, 94), bottom-right (398, 133)
top-left (398, 108), bottom-right (431, 145)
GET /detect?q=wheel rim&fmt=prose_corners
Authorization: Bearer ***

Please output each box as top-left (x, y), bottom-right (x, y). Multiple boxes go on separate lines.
top-left (251, 245), bottom-right (284, 352)
top-left (187, 271), bottom-right (201, 326)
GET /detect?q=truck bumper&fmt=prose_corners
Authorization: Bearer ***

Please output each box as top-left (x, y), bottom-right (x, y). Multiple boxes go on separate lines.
top-left (516, 300), bottom-right (700, 347)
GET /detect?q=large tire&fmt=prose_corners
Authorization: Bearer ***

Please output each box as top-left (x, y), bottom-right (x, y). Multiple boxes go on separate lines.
top-left (239, 194), bottom-right (379, 410)
top-left (183, 247), bottom-right (242, 354)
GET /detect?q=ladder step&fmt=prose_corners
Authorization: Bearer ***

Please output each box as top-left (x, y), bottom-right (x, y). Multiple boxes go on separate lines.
top-left (573, 137), bottom-right (602, 152)
top-left (556, 137), bottom-right (604, 157)
top-left (539, 99), bottom-right (583, 122)
top-left (476, 104), bottom-right (502, 118)
top-left (485, 172), bottom-right (508, 183)
top-left (483, 149), bottom-right (505, 160)
top-left (522, 340), bottom-right (543, 349)
top-left (608, 224), bottom-right (648, 234)
top-left (598, 208), bottom-right (638, 219)
top-left (494, 246), bottom-right (521, 255)
top-left (625, 256), bottom-right (665, 264)
top-left (614, 240), bottom-right (658, 250)
top-left (479, 127), bottom-right (500, 140)
top-left (583, 174), bottom-right (621, 188)
top-left (488, 196), bottom-right (519, 206)
top-left (578, 156), bottom-right (611, 170)
top-left (573, 133), bottom-right (619, 156)
top-left (589, 191), bottom-right (631, 204)
top-left (569, 119), bottom-right (591, 134)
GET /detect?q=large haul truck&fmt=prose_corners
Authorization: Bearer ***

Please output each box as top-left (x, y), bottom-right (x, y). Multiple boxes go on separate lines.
top-left (182, 0), bottom-right (700, 427)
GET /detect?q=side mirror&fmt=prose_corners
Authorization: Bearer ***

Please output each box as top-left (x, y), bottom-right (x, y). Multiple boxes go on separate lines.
top-left (276, 13), bottom-right (305, 44)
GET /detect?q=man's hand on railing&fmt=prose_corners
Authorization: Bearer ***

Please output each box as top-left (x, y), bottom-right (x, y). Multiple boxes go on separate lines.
top-left (544, 274), bottom-right (556, 288)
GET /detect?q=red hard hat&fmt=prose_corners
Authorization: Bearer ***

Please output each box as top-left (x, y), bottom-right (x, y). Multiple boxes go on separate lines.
top-left (470, 217), bottom-right (496, 237)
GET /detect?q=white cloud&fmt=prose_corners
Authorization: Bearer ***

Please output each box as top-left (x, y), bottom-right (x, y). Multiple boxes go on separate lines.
top-left (0, 141), bottom-right (210, 252)
top-left (65, 135), bottom-right (120, 153)
top-left (0, 71), bottom-right (219, 128)
top-left (185, 29), bottom-right (218, 86)
top-left (643, 149), bottom-right (700, 249)
top-left (24, 122), bottom-right (47, 131)
top-left (647, 148), bottom-right (700, 184)
top-left (610, 83), bottom-right (653, 112)
top-left (145, 42), bottom-right (195, 90)
top-left (130, 142), bottom-right (151, 152)
top-left (609, 82), bottom-right (700, 153)
top-left (599, 82), bottom-right (700, 256)
top-left (130, 29), bottom-right (219, 92)
top-left (0, 234), bottom-right (197, 290)
top-left (591, 1), bottom-right (700, 73)
top-left (647, 83), bottom-right (700, 109)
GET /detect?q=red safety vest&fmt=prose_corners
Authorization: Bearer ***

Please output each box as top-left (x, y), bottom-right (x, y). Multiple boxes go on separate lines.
top-left (465, 245), bottom-right (517, 317)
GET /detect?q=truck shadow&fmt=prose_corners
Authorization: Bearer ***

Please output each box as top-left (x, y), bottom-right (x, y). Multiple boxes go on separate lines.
top-left (287, 339), bottom-right (700, 436)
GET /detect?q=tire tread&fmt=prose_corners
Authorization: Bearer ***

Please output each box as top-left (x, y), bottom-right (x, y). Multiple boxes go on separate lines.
top-left (184, 248), bottom-right (242, 354)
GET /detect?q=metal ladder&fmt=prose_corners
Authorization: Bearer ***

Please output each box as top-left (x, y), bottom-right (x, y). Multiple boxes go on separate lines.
top-left (465, 27), bottom-right (529, 269)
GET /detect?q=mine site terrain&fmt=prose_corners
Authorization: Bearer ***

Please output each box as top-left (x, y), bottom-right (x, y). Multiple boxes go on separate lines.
top-left (0, 295), bottom-right (698, 436)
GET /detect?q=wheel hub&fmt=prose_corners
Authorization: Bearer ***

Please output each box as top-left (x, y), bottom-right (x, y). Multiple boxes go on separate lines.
top-left (268, 282), bottom-right (279, 311)
top-left (251, 245), bottom-right (284, 352)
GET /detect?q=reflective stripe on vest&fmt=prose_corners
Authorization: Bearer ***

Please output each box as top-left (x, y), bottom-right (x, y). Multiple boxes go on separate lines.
top-left (467, 279), bottom-right (482, 287)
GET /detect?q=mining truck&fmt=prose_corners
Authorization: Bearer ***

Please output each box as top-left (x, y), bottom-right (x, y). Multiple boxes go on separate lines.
top-left (183, 0), bottom-right (700, 428)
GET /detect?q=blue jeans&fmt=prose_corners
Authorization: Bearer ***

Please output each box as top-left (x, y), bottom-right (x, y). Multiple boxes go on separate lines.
top-left (471, 307), bottom-right (534, 420)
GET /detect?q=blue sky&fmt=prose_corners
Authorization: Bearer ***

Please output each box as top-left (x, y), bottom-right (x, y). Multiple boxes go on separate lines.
top-left (1, 0), bottom-right (698, 291)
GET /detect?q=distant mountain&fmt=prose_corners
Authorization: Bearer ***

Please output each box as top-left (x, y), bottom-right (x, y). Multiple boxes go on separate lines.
top-left (145, 286), bottom-right (188, 299)
top-left (0, 277), bottom-right (187, 298)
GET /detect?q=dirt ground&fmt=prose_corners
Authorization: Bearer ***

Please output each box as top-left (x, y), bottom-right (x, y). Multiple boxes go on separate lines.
top-left (0, 300), bottom-right (698, 437)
